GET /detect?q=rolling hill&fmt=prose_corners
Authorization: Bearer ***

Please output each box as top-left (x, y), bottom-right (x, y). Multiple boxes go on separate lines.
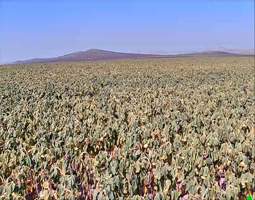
top-left (10, 48), bottom-right (254, 65)
top-left (13, 49), bottom-right (162, 64)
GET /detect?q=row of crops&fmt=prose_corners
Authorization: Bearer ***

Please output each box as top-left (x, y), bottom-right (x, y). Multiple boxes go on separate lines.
top-left (0, 56), bottom-right (254, 199)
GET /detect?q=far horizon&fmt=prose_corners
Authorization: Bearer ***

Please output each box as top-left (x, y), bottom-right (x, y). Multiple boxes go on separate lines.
top-left (0, 1), bottom-right (254, 63)
top-left (2, 47), bottom-right (253, 65)
top-left (1, 46), bottom-right (255, 65)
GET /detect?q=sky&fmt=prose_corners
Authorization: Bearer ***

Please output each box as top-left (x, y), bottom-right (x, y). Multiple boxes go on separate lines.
top-left (0, 0), bottom-right (254, 63)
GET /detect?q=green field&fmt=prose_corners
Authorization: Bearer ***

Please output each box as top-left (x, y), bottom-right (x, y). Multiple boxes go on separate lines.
top-left (0, 56), bottom-right (254, 200)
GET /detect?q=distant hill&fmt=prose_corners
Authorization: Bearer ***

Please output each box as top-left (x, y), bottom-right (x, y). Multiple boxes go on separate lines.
top-left (181, 51), bottom-right (237, 56)
top-left (131, 48), bottom-right (254, 56)
top-left (214, 47), bottom-right (254, 55)
top-left (12, 49), bottom-right (162, 64)
top-left (9, 48), bottom-right (253, 65)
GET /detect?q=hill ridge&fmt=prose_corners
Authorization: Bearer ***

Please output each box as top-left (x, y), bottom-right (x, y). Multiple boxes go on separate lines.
top-left (10, 48), bottom-right (253, 65)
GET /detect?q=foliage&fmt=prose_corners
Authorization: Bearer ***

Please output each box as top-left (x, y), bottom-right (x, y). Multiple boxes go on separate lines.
top-left (0, 56), bottom-right (254, 199)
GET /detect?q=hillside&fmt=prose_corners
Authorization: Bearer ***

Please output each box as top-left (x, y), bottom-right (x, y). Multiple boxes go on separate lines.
top-left (10, 48), bottom-right (253, 65)
top-left (13, 49), bottom-right (161, 64)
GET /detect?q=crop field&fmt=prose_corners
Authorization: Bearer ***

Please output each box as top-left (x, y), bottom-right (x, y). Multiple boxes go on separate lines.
top-left (0, 56), bottom-right (254, 200)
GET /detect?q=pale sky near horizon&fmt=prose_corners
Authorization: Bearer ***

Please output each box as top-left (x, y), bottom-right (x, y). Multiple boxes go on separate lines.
top-left (0, 0), bottom-right (254, 63)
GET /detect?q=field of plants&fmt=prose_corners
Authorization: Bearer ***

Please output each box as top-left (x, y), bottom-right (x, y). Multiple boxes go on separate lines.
top-left (0, 56), bottom-right (254, 200)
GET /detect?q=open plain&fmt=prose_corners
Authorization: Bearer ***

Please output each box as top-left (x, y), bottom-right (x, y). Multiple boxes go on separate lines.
top-left (0, 56), bottom-right (254, 199)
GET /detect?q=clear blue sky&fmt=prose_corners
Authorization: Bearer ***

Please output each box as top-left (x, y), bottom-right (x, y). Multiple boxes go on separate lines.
top-left (0, 0), bottom-right (254, 63)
